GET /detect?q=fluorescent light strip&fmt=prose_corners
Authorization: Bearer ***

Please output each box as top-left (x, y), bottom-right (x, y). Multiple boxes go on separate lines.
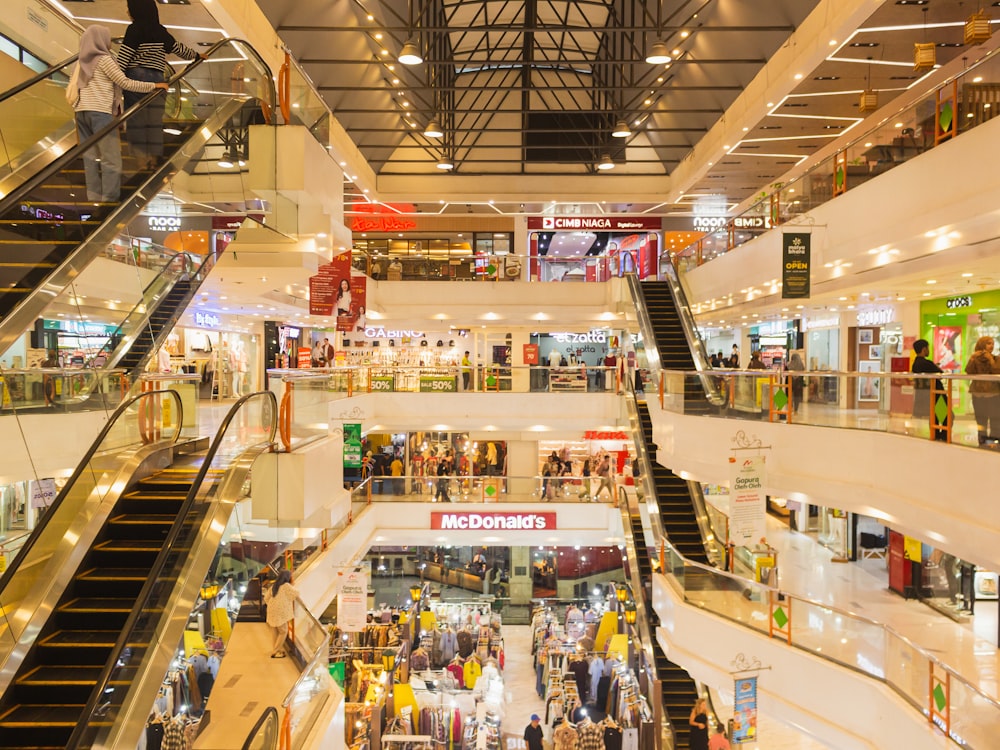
top-left (740, 134), bottom-right (846, 143)
top-left (728, 152), bottom-right (811, 161)
top-left (827, 56), bottom-right (931, 69)
top-left (74, 16), bottom-right (226, 34)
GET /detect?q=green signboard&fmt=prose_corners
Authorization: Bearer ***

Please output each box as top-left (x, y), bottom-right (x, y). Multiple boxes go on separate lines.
top-left (781, 232), bottom-right (811, 299)
top-left (370, 376), bottom-right (395, 392)
top-left (343, 423), bottom-right (362, 469)
top-left (419, 375), bottom-right (457, 393)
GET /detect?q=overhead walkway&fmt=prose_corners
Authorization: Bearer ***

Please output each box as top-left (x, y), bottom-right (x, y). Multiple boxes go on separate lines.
top-left (0, 389), bottom-right (276, 749)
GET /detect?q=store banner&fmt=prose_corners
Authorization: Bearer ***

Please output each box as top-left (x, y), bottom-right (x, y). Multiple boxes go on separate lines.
top-left (337, 569), bottom-right (369, 632)
top-left (781, 232), bottom-right (811, 299)
top-left (728, 456), bottom-right (766, 545)
top-left (297, 347), bottom-right (312, 368)
top-left (523, 343), bottom-right (539, 365)
top-left (339, 271), bottom-right (368, 334)
top-left (419, 374), bottom-right (457, 392)
top-left (430, 511), bottom-right (556, 530)
top-left (29, 478), bottom-right (57, 509)
top-left (370, 375), bottom-right (395, 392)
top-left (343, 423), bottom-right (362, 470)
top-left (732, 676), bottom-right (758, 744)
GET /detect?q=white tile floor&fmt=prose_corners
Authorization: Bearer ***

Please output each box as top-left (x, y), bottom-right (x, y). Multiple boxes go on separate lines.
top-left (761, 514), bottom-right (999, 701)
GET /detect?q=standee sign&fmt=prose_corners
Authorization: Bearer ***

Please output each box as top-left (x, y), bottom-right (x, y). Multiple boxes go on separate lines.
top-left (781, 232), bottom-right (811, 299)
top-left (430, 512), bottom-right (556, 530)
top-left (527, 216), bottom-right (662, 231)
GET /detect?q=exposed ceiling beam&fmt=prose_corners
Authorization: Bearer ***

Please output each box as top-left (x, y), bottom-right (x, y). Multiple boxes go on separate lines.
top-left (276, 25), bottom-right (796, 33)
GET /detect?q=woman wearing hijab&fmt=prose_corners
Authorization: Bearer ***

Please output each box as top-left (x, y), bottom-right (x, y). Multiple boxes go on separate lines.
top-left (117, 0), bottom-right (202, 169)
top-left (263, 569), bottom-right (299, 658)
top-left (73, 25), bottom-right (167, 202)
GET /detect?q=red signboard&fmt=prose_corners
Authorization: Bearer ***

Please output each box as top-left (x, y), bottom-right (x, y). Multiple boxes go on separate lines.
top-left (430, 512), bottom-right (557, 531)
top-left (584, 431), bottom-right (629, 441)
top-left (297, 347), bottom-right (312, 368)
top-left (523, 343), bottom-right (539, 365)
top-left (309, 264), bottom-right (338, 316)
top-left (527, 216), bottom-right (662, 231)
top-left (350, 215), bottom-right (418, 232)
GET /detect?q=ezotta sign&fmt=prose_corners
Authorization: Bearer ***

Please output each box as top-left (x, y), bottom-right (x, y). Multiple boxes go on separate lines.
top-left (430, 512), bottom-right (556, 530)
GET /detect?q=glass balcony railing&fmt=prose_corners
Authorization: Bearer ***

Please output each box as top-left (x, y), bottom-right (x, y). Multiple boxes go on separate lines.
top-left (674, 46), bottom-right (1000, 270)
top-left (279, 595), bottom-right (334, 747)
top-left (649, 534), bottom-right (1000, 748)
top-left (654, 367), bottom-right (1000, 449)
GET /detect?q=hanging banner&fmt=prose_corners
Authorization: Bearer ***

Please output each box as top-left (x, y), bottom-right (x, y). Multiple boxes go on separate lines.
top-left (344, 423), bottom-right (362, 470)
top-left (29, 478), bottom-right (57, 509)
top-left (337, 569), bottom-right (369, 632)
top-left (732, 676), bottom-right (758, 744)
top-left (338, 272), bottom-right (368, 334)
top-left (308, 263), bottom-right (338, 316)
top-left (728, 456), bottom-right (766, 545)
top-left (781, 232), bottom-right (810, 299)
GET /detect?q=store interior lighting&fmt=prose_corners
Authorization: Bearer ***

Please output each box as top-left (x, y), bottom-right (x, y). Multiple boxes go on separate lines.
top-left (612, 119), bottom-right (631, 138)
top-left (645, 41), bottom-right (672, 65)
top-left (424, 119), bottom-right (443, 138)
top-left (398, 40), bottom-right (423, 65)
top-left (597, 154), bottom-right (616, 171)
top-left (437, 157), bottom-right (455, 170)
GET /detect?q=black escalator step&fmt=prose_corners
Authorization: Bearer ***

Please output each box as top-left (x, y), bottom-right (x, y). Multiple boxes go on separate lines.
top-left (57, 597), bottom-right (134, 614)
top-left (0, 703), bottom-right (89, 726)
top-left (91, 539), bottom-right (163, 554)
top-left (106, 514), bottom-right (176, 539)
top-left (13, 666), bottom-right (106, 704)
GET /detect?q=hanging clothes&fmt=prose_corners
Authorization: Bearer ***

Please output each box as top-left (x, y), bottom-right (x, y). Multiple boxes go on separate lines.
top-left (553, 721), bottom-right (579, 750)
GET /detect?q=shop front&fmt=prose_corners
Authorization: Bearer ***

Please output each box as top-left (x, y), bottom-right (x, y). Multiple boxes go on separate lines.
top-left (802, 313), bottom-right (841, 406)
top-left (526, 216), bottom-right (661, 282)
top-left (168, 317), bottom-right (258, 400)
top-left (919, 290), bottom-right (1000, 422)
top-left (528, 330), bottom-right (622, 392)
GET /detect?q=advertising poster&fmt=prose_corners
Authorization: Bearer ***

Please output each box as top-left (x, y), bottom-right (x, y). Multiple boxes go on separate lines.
top-left (308, 263), bottom-right (338, 316)
top-left (728, 456), bottom-right (766, 545)
top-left (338, 273), bottom-right (368, 333)
top-left (781, 232), bottom-right (810, 299)
top-left (933, 326), bottom-right (962, 372)
top-left (29, 478), bottom-right (57, 509)
top-left (337, 569), bottom-right (369, 632)
top-left (732, 676), bottom-right (758, 744)
top-left (343, 423), bottom-right (362, 470)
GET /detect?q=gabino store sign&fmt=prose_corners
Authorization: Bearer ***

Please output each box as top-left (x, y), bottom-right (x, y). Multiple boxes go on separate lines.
top-left (430, 512), bottom-right (556, 530)
top-left (527, 216), bottom-right (662, 231)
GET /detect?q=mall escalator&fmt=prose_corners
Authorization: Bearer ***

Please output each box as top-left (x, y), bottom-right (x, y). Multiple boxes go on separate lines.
top-left (0, 389), bottom-right (277, 749)
top-left (622, 497), bottom-right (699, 750)
top-left (0, 37), bottom-right (276, 357)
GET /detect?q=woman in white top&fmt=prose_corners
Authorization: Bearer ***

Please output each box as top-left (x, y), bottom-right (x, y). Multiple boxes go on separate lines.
top-left (73, 25), bottom-right (167, 202)
top-left (264, 569), bottom-right (299, 658)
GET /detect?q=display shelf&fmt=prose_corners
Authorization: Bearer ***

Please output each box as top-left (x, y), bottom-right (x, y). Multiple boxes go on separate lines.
top-left (549, 368), bottom-right (588, 392)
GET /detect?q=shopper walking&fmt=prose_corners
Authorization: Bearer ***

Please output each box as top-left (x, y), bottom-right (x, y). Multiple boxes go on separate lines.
top-left (263, 569), bottom-right (299, 658)
top-left (787, 351), bottom-right (805, 413)
top-left (688, 698), bottom-right (710, 750)
top-left (523, 714), bottom-right (544, 750)
top-left (964, 336), bottom-right (1000, 446)
top-left (118, 0), bottom-right (202, 170)
top-left (73, 25), bottom-right (167, 202)
top-left (594, 454), bottom-right (614, 501)
top-left (578, 459), bottom-right (591, 501)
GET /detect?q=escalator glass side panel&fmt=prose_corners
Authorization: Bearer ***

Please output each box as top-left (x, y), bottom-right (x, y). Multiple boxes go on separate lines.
top-left (0, 389), bottom-right (183, 689)
top-left (0, 38), bottom-right (276, 353)
top-left (0, 56), bottom-right (77, 195)
top-left (69, 391), bottom-right (278, 749)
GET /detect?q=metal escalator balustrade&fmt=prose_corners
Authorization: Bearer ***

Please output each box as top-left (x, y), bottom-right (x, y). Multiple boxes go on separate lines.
top-left (0, 37), bottom-right (277, 359)
top-left (66, 390), bottom-right (277, 749)
top-left (0, 392), bottom-right (183, 690)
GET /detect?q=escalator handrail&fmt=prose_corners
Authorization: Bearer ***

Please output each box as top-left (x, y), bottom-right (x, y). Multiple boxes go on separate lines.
top-left (0, 53), bottom-right (77, 104)
top-left (0, 37), bottom-right (277, 220)
top-left (0, 388), bottom-right (182, 593)
top-left (66, 389), bottom-right (278, 750)
top-left (94, 247), bottom-right (218, 369)
top-left (241, 706), bottom-right (281, 750)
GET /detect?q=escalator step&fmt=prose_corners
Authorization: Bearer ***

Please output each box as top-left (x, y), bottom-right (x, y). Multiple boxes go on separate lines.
top-left (106, 514), bottom-right (176, 539)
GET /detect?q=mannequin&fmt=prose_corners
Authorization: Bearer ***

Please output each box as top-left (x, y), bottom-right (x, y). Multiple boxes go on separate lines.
top-left (230, 341), bottom-right (248, 396)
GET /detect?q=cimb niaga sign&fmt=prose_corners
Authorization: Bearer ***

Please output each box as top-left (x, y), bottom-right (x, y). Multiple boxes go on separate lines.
top-left (430, 512), bottom-right (556, 530)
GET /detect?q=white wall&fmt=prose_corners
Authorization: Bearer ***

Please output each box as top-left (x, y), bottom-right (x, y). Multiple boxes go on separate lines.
top-left (684, 115), bottom-right (1000, 318)
top-left (648, 405), bottom-right (1000, 572)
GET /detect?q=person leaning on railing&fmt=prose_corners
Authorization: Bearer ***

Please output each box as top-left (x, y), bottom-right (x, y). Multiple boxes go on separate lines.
top-left (964, 336), bottom-right (1000, 447)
